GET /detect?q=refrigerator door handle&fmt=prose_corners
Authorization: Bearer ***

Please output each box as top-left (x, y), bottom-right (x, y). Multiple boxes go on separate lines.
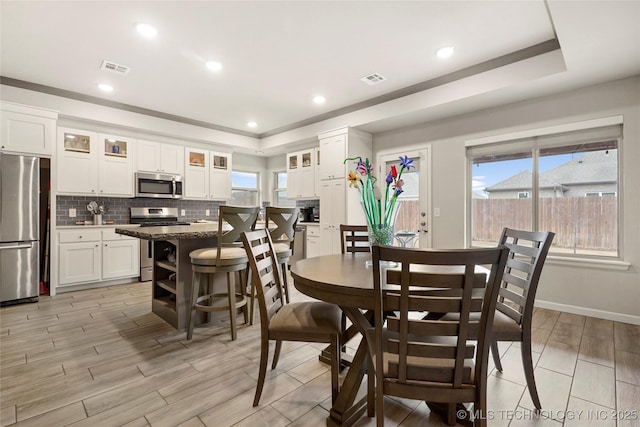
top-left (0, 242), bottom-right (33, 250)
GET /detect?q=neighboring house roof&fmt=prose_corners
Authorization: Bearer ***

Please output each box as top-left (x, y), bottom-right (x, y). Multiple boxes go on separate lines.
top-left (472, 190), bottom-right (489, 199)
top-left (485, 171), bottom-right (564, 192)
top-left (485, 150), bottom-right (616, 192)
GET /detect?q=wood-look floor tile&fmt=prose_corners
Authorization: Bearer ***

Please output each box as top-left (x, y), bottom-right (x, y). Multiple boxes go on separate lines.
top-left (16, 366), bottom-right (142, 421)
top-left (286, 355), bottom-right (331, 385)
top-left (583, 317), bottom-right (614, 340)
top-left (614, 322), bottom-right (640, 355)
top-left (537, 340), bottom-right (579, 376)
top-left (492, 345), bottom-right (541, 387)
top-left (0, 364), bottom-right (65, 394)
top-left (0, 405), bottom-right (16, 426)
top-left (616, 381), bottom-right (640, 427)
top-left (68, 392), bottom-right (167, 427)
top-left (121, 416), bottom-right (153, 427)
top-left (393, 401), bottom-right (452, 427)
top-left (549, 320), bottom-right (584, 347)
top-left (532, 309), bottom-right (559, 331)
top-left (519, 367), bottom-right (572, 419)
top-left (486, 375), bottom-right (526, 427)
top-left (579, 335), bottom-right (615, 368)
top-left (564, 397), bottom-right (616, 427)
top-left (83, 364), bottom-right (198, 417)
top-left (88, 341), bottom-right (185, 378)
top-left (557, 312), bottom-right (586, 327)
top-left (0, 370), bottom-right (92, 408)
top-left (146, 372), bottom-right (256, 427)
top-left (570, 360), bottom-right (616, 409)
top-left (271, 371), bottom-right (332, 421)
top-left (10, 401), bottom-right (86, 427)
top-left (615, 350), bottom-right (640, 386)
top-left (228, 405), bottom-right (290, 427)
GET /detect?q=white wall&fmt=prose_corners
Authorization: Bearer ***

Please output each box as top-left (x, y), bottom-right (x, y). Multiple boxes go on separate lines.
top-left (373, 76), bottom-right (640, 323)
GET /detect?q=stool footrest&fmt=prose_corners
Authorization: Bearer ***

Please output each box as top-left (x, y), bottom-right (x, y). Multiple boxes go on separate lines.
top-left (195, 293), bottom-right (247, 312)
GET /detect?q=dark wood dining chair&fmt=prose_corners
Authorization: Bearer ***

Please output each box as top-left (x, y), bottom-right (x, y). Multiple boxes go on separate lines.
top-left (242, 229), bottom-right (342, 407)
top-left (187, 205), bottom-right (259, 341)
top-left (265, 206), bottom-right (299, 306)
top-left (340, 224), bottom-right (370, 253)
top-left (489, 228), bottom-right (555, 410)
top-left (368, 244), bottom-right (509, 427)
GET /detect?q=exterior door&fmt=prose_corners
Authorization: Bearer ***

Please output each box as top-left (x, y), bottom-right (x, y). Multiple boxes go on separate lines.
top-left (377, 147), bottom-right (431, 248)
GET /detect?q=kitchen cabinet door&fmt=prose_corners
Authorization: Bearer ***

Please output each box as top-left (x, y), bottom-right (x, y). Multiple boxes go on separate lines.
top-left (0, 102), bottom-right (57, 157)
top-left (136, 139), bottom-right (160, 172)
top-left (209, 151), bottom-right (231, 200)
top-left (159, 144), bottom-right (184, 175)
top-left (56, 127), bottom-right (99, 194)
top-left (319, 134), bottom-right (346, 180)
top-left (287, 149), bottom-right (316, 199)
top-left (98, 134), bottom-right (134, 197)
top-left (184, 147), bottom-right (209, 199)
top-left (102, 239), bottom-right (139, 280)
top-left (59, 241), bottom-right (101, 285)
top-left (319, 179), bottom-right (346, 255)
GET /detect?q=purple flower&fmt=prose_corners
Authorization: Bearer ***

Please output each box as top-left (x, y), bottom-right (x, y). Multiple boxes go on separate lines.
top-left (399, 155), bottom-right (414, 170)
top-left (386, 170), bottom-right (393, 184)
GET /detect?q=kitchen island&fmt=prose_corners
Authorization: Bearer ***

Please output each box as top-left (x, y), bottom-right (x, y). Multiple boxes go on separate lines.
top-left (115, 223), bottom-right (220, 330)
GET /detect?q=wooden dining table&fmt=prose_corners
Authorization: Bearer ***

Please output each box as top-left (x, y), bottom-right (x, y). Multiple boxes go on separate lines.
top-left (291, 252), bottom-right (484, 427)
top-left (290, 252), bottom-right (378, 427)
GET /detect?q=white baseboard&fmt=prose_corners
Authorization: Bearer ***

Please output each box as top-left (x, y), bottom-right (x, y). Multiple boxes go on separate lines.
top-left (55, 277), bottom-right (139, 294)
top-left (535, 299), bottom-right (640, 325)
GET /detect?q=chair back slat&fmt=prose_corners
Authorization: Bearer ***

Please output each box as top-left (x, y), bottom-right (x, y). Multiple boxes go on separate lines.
top-left (497, 228), bottom-right (555, 327)
top-left (242, 229), bottom-right (287, 335)
top-left (371, 244), bottom-right (509, 400)
top-left (265, 207), bottom-right (299, 245)
top-left (340, 225), bottom-right (370, 254)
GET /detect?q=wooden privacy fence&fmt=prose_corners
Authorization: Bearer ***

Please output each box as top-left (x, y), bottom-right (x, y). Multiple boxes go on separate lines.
top-left (473, 197), bottom-right (617, 250)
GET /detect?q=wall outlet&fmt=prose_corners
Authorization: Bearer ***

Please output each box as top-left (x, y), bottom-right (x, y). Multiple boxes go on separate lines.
top-left (205, 209), bottom-right (210, 216)
top-left (181, 209), bottom-right (186, 216)
top-left (69, 208), bottom-right (76, 218)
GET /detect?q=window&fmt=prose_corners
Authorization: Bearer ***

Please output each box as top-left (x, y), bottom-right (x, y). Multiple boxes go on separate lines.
top-left (467, 122), bottom-right (621, 258)
top-left (274, 171), bottom-right (296, 207)
top-left (231, 171), bottom-right (259, 206)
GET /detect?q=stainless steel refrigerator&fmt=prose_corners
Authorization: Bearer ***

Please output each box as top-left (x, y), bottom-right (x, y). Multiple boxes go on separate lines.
top-left (0, 153), bottom-right (39, 304)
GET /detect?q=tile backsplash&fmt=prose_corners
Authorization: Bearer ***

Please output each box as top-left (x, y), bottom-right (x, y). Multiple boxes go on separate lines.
top-left (56, 196), bottom-right (223, 225)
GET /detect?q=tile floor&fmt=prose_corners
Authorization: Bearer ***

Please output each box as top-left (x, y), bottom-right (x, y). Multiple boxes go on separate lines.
top-left (1, 281), bottom-right (639, 426)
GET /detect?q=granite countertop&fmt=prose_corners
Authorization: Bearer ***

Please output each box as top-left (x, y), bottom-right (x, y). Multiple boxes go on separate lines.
top-left (115, 223), bottom-right (220, 241)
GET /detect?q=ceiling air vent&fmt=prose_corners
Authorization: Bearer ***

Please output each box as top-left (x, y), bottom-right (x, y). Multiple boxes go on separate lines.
top-left (100, 60), bottom-right (130, 75)
top-left (360, 72), bottom-right (386, 86)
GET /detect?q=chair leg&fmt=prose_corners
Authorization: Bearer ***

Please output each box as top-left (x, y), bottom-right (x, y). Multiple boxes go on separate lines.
top-left (239, 270), bottom-right (249, 325)
top-left (521, 339), bottom-right (542, 410)
top-left (271, 340), bottom-right (283, 369)
top-left (253, 335), bottom-right (270, 407)
top-left (367, 353), bottom-right (375, 417)
top-left (446, 403), bottom-right (456, 426)
top-left (280, 261), bottom-right (290, 303)
top-left (491, 339), bottom-right (503, 372)
top-left (187, 270), bottom-right (199, 340)
top-left (227, 272), bottom-right (237, 341)
top-left (375, 369), bottom-right (384, 427)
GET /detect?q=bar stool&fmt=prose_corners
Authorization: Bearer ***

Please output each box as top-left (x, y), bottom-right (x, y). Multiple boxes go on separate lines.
top-left (264, 206), bottom-right (299, 307)
top-left (187, 205), bottom-right (259, 341)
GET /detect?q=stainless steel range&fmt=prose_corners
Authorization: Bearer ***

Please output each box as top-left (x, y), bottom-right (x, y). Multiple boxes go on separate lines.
top-left (130, 207), bottom-right (189, 281)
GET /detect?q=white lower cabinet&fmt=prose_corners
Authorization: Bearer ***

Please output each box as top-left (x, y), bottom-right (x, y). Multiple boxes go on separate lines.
top-left (306, 224), bottom-right (320, 258)
top-left (58, 228), bottom-right (139, 287)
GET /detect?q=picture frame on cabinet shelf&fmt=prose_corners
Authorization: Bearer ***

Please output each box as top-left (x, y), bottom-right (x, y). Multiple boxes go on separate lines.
top-left (63, 132), bottom-right (91, 153)
top-left (189, 152), bottom-right (205, 167)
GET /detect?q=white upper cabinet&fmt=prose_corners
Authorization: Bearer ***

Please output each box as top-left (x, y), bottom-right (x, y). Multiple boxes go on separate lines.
top-left (287, 148), bottom-right (317, 199)
top-left (97, 133), bottom-right (134, 197)
top-left (184, 147), bottom-right (209, 200)
top-left (56, 127), bottom-right (134, 197)
top-left (0, 101), bottom-right (57, 157)
top-left (209, 151), bottom-right (232, 200)
top-left (137, 140), bottom-right (184, 175)
top-left (184, 147), bottom-right (231, 200)
top-left (319, 133), bottom-right (347, 180)
top-left (56, 127), bottom-right (99, 195)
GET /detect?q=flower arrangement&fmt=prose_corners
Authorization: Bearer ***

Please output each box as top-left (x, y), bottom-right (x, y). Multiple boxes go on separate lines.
top-left (344, 155), bottom-right (414, 244)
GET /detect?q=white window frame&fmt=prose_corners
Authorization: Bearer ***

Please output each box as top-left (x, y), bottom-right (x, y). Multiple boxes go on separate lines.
top-left (231, 170), bottom-right (260, 206)
top-left (465, 116), bottom-right (626, 266)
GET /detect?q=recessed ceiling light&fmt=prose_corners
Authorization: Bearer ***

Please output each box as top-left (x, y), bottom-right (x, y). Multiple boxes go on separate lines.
top-left (136, 23), bottom-right (157, 38)
top-left (247, 121), bottom-right (257, 128)
top-left (97, 83), bottom-right (114, 92)
top-left (313, 95), bottom-right (326, 104)
top-left (206, 61), bottom-right (222, 72)
top-left (436, 45), bottom-right (455, 59)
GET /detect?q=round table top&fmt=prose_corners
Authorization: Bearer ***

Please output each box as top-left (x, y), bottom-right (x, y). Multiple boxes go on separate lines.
top-left (291, 253), bottom-right (376, 309)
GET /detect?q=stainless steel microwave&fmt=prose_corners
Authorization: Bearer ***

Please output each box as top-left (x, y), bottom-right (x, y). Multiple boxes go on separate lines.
top-left (135, 172), bottom-right (183, 199)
